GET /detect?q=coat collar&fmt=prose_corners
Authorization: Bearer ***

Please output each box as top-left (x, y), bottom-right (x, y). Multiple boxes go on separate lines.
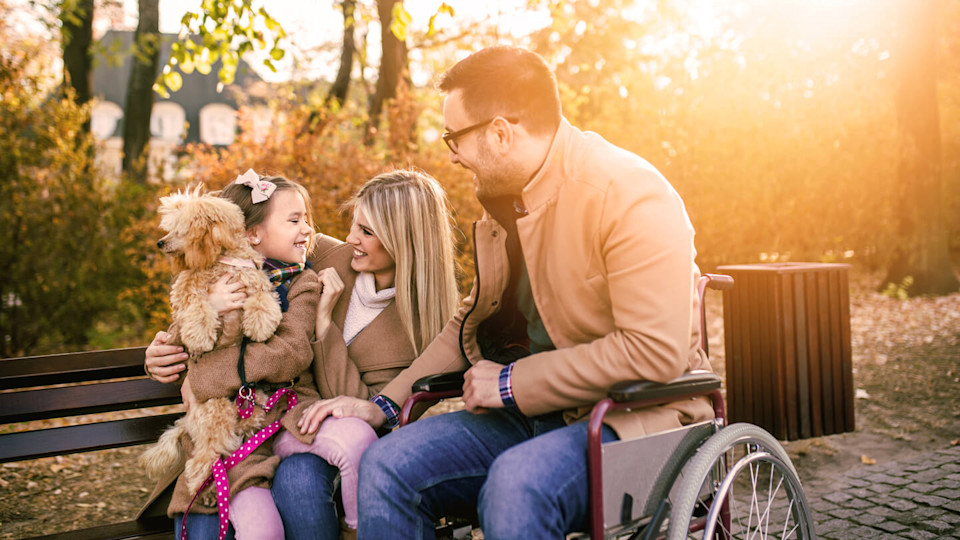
top-left (521, 117), bottom-right (576, 214)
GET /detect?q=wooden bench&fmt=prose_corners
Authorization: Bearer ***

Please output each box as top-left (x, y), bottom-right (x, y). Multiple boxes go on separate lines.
top-left (0, 347), bottom-right (181, 539)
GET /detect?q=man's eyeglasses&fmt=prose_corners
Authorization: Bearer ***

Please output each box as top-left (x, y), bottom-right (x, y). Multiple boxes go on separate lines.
top-left (441, 117), bottom-right (519, 153)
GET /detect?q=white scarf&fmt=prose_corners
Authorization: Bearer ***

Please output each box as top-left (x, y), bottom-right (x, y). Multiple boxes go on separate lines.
top-left (342, 272), bottom-right (396, 345)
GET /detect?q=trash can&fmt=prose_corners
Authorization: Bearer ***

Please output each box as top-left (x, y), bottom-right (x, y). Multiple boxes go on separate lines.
top-left (717, 263), bottom-right (854, 440)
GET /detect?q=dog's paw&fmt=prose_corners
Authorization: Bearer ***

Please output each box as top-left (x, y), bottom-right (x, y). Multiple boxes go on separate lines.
top-left (244, 295), bottom-right (282, 342)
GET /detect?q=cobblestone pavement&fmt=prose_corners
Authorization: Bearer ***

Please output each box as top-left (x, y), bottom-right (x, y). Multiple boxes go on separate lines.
top-left (806, 444), bottom-right (960, 539)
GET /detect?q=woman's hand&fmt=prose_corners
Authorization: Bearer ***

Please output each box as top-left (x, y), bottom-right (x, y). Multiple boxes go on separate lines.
top-left (297, 396), bottom-right (386, 435)
top-left (208, 274), bottom-right (245, 315)
top-left (315, 267), bottom-right (345, 337)
top-left (144, 331), bottom-right (188, 383)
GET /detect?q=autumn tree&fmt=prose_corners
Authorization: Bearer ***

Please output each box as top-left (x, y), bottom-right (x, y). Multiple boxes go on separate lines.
top-left (326, 0), bottom-right (357, 108)
top-left (121, 0), bottom-right (160, 183)
top-left (365, 0), bottom-right (410, 144)
top-left (882, 0), bottom-right (959, 295)
top-left (60, 0), bottom-right (94, 124)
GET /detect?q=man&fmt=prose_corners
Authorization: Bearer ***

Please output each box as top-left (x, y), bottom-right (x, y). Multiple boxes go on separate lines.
top-left (310, 46), bottom-right (715, 538)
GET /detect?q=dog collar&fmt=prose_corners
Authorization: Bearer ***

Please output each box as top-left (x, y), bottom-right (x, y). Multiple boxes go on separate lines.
top-left (219, 257), bottom-right (260, 269)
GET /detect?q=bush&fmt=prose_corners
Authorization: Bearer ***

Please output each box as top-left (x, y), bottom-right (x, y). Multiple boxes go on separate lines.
top-left (0, 47), bottom-right (160, 356)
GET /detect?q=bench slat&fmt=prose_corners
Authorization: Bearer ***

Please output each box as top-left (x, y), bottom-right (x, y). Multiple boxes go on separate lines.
top-left (0, 413), bottom-right (182, 462)
top-left (30, 515), bottom-right (174, 540)
top-left (0, 378), bottom-right (181, 424)
top-left (0, 347), bottom-right (149, 389)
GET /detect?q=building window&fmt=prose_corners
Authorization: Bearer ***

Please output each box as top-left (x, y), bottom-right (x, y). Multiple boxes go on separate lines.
top-left (150, 101), bottom-right (187, 142)
top-left (199, 104), bottom-right (238, 145)
top-left (90, 101), bottom-right (123, 140)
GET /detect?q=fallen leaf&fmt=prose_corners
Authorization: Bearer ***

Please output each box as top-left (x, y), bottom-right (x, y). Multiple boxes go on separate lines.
top-left (951, 439), bottom-right (960, 446)
top-left (50, 464), bottom-right (65, 473)
top-left (861, 455), bottom-right (877, 465)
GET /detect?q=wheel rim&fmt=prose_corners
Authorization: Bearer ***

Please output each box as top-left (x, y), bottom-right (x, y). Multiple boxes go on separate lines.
top-left (702, 450), bottom-right (811, 539)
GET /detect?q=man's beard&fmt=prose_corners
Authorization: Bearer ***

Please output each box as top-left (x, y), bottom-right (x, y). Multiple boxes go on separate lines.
top-left (473, 138), bottom-right (524, 198)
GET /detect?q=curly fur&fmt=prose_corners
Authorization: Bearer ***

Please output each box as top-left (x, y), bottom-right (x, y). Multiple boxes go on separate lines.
top-left (140, 185), bottom-right (282, 500)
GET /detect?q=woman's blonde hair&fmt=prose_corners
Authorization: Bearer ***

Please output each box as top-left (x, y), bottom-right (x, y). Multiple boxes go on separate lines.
top-left (346, 170), bottom-right (459, 354)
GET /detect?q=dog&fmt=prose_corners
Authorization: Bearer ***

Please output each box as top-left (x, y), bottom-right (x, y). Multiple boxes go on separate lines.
top-left (140, 185), bottom-right (283, 500)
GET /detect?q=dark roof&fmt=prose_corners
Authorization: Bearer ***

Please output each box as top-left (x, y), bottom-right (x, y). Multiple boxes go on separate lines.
top-left (92, 30), bottom-right (265, 142)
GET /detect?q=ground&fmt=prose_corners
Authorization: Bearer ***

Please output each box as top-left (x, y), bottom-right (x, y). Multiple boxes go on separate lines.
top-left (1, 270), bottom-right (958, 538)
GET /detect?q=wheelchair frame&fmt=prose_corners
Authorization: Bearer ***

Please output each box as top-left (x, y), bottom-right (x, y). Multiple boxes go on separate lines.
top-left (400, 274), bottom-right (817, 539)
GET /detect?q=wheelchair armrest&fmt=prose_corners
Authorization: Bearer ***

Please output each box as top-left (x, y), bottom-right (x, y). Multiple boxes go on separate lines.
top-left (702, 273), bottom-right (734, 290)
top-left (411, 371), bottom-right (466, 394)
top-left (608, 370), bottom-right (721, 403)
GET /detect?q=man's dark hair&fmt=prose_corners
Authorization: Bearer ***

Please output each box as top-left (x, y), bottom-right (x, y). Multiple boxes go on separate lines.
top-left (437, 46), bottom-right (561, 135)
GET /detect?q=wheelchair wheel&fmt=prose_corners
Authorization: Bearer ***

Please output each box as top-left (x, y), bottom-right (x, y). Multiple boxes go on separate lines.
top-left (666, 423), bottom-right (816, 540)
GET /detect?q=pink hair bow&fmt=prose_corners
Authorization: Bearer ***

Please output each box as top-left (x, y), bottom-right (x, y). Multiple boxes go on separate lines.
top-left (235, 169), bottom-right (276, 203)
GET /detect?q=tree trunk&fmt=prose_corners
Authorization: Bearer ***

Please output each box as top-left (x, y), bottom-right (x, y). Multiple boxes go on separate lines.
top-left (882, 0), bottom-right (959, 295)
top-left (365, 0), bottom-right (408, 144)
top-left (61, 0), bottom-right (94, 108)
top-left (326, 0), bottom-right (357, 108)
top-left (122, 0), bottom-right (161, 184)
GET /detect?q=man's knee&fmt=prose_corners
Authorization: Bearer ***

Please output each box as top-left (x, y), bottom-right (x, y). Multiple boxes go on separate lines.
top-left (358, 434), bottom-right (398, 490)
top-left (481, 449), bottom-right (542, 511)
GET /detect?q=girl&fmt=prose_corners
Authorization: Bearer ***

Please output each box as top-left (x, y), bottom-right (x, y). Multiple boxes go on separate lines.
top-left (142, 171), bottom-right (320, 540)
top-left (146, 169), bottom-right (461, 540)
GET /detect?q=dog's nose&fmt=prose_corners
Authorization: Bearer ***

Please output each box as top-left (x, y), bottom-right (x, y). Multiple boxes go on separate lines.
top-left (157, 240), bottom-right (165, 249)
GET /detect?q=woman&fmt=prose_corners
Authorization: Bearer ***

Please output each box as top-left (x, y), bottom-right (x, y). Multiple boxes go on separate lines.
top-left (145, 169), bottom-right (461, 539)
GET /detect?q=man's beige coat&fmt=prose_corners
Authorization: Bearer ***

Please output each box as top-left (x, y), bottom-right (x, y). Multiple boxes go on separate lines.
top-left (380, 119), bottom-right (714, 438)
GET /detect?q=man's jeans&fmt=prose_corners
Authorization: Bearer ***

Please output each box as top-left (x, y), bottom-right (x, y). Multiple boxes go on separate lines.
top-left (357, 408), bottom-right (618, 540)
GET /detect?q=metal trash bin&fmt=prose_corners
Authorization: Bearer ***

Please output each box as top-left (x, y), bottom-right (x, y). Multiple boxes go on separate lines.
top-left (717, 263), bottom-right (855, 440)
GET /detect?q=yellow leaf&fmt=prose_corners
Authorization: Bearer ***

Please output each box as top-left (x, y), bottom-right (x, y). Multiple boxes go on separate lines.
top-left (860, 454), bottom-right (876, 465)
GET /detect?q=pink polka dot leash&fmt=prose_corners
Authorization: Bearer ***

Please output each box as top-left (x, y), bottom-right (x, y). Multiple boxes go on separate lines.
top-left (180, 387), bottom-right (298, 540)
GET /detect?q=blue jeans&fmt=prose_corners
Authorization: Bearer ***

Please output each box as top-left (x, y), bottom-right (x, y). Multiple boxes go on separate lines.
top-left (174, 512), bottom-right (233, 540)
top-left (271, 452), bottom-right (342, 540)
top-left (357, 408), bottom-right (618, 540)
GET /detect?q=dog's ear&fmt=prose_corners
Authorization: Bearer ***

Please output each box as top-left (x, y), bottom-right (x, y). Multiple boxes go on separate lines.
top-left (210, 215), bottom-right (240, 252)
top-left (184, 218), bottom-right (220, 269)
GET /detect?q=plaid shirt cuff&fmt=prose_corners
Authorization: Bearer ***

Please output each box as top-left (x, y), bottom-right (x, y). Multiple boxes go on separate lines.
top-left (499, 362), bottom-right (517, 408)
top-left (371, 395), bottom-right (400, 428)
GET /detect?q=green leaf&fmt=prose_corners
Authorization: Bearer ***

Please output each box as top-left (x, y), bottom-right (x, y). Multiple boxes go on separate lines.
top-left (270, 47), bottom-right (285, 61)
top-left (390, 3), bottom-right (411, 41)
top-left (166, 71), bottom-right (183, 92)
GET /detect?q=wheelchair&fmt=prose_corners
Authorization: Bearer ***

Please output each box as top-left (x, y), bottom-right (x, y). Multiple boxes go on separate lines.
top-left (399, 274), bottom-right (817, 539)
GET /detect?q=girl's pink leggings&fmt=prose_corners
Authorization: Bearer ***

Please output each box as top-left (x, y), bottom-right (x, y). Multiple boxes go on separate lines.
top-left (272, 416), bottom-right (379, 530)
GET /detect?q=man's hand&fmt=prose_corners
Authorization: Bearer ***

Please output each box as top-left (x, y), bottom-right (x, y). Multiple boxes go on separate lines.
top-left (144, 331), bottom-right (188, 383)
top-left (463, 359), bottom-right (505, 414)
top-left (297, 395), bottom-right (387, 435)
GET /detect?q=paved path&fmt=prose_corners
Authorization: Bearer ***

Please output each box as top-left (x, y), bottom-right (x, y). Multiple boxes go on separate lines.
top-left (806, 444), bottom-right (960, 539)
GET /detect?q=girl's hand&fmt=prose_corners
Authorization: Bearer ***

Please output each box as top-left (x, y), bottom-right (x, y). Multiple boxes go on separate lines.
top-left (315, 267), bottom-right (345, 337)
top-left (144, 331), bottom-right (187, 383)
top-left (297, 396), bottom-right (386, 434)
top-left (208, 274), bottom-right (245, 315)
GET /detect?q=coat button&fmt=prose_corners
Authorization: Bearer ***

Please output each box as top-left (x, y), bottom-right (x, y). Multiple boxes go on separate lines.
top-left (491, 300), bottom-right (498, 306)
top-left (491, 230), bottom-right (498, 238)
